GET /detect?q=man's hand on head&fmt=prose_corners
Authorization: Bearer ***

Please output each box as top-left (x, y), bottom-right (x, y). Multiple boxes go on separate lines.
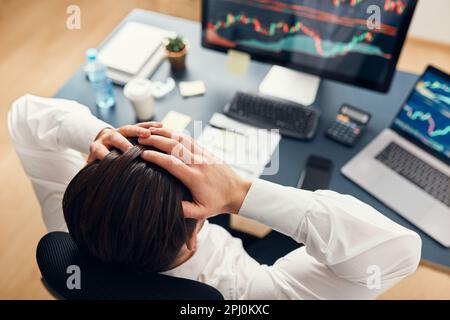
top-left (137, 127), bottom-right (252, 220)
top-left (87, 122), bottom-right (162, 163)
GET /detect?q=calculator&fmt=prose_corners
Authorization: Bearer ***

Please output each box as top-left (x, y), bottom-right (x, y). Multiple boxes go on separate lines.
top-left (325, 104), bottom-right (371, 147)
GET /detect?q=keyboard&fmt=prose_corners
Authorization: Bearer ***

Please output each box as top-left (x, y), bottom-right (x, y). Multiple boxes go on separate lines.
top-left (376, 142), bottom-right (450, 207)
top-left (224, 91), bottom-right (320, 140)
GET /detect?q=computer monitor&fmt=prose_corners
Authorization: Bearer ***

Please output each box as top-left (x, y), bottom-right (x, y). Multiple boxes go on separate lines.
top-left (392, 66), bottom-right (450, 164)
top-left (201, 0), bottom-right (418, 103)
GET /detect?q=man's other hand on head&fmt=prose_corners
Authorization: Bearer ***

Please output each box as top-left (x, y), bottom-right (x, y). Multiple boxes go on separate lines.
top-left (137, 127), bottom-right (252, 221)
top-left (87, 122), bottom-right (162, 163)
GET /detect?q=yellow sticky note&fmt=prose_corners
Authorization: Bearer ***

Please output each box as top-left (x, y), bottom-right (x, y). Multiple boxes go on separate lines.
top-left (226, 49), bottom-right (250, 76)
top-left (161, 111), bottom-right (192, 131)
top-left (179, 80), bottom-right (206, 97)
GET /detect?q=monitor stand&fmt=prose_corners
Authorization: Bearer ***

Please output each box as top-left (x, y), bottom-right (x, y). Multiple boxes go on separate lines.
top-left (259, 65), bottom-right (321, 106)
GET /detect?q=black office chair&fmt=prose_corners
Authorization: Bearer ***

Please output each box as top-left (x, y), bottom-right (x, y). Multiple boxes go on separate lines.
top-left (36, 232), bottom-right (224, 300)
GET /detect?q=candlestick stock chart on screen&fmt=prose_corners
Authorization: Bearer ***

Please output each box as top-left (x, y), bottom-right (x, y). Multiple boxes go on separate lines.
top-left (202, 0), bottom-right (417, 91)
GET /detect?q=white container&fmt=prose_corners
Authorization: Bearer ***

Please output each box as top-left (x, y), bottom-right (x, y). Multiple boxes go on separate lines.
top-left (123, 78), bottom-right (154, 121)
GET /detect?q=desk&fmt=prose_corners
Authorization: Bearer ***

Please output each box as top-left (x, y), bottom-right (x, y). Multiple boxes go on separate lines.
top-left (54, 9), bottom-right (449, 267)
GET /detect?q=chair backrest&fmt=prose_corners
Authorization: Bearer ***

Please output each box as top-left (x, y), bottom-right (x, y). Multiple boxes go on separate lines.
top-left (36, 232), bottom-right (224, 300)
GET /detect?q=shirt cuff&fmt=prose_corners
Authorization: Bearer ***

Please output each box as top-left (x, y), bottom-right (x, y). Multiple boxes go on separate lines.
top-left (60, 111), bottom-right (111, 155)
top-left (238, 178), bottom-right (312, 241)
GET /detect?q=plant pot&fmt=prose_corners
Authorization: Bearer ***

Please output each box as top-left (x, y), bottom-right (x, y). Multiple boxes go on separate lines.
top-left (165, 43), bottom-right (188, 71)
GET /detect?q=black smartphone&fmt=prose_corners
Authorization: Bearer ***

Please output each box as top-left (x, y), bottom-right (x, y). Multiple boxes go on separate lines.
top-left (297, 155), bottom-right (333, 191)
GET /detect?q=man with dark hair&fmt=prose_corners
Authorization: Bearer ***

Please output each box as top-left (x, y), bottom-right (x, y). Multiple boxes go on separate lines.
top-left (63, 138), bottom-right (198, 273)
top-left (9, 94), bottom-right (421, 299)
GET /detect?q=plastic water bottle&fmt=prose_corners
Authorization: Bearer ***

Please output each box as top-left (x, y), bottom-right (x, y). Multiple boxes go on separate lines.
top-left (84, 48), bottom-right (115, 109)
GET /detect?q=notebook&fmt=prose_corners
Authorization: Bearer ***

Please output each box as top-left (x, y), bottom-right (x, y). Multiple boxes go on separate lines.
top-left (98, 22), bottom-right (175, 83)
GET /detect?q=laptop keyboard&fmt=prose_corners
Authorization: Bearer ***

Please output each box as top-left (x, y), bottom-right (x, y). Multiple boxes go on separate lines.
top-left (376, 142), bottom-right (450, 207)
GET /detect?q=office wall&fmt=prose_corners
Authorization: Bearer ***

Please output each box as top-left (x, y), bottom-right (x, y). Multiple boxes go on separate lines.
top-left (408, 0), bottom-right (450, 45)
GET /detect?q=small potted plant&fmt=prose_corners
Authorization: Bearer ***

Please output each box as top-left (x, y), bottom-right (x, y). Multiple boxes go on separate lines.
top-left (164, 36), bottom-right (188, 71)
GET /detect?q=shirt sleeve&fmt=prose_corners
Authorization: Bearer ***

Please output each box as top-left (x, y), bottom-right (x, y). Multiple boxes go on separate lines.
top-left (8, 94), bottom-right (111, 231)
top-left (238, 178), bottom-right (422, 299)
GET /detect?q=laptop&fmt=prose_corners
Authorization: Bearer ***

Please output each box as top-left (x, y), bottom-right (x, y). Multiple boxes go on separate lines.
top-left (342, 66), bottom-right (450, 247)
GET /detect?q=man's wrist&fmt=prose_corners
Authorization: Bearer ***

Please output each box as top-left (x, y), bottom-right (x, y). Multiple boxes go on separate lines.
top-left (229, 179), bottom-right (252, 215)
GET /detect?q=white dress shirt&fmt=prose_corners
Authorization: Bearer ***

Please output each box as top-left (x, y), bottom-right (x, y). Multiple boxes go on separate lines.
top-left (8, 94), bottom-right (421, 300)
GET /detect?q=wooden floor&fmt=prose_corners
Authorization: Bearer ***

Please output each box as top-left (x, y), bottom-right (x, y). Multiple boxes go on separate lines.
top-left (0, 0), bottom-right (449, 299)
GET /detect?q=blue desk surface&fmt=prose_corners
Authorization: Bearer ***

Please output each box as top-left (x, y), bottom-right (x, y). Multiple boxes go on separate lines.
top-left (55, 9), bottom-right (449, 267)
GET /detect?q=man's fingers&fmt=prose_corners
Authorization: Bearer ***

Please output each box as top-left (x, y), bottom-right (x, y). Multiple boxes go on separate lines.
top-left (138, 135), bottom-right (181, 154)
top-left (117, 125), bottom-right (151, 138)
top-left (149, 128), bottom-right (203, 155)
top-left (149, 127), bottom-right (194, 144)
top-left (139, 135), bottom-right (196, 164)
top-left (145, 127), bottom-right (175, 138)
top-left (95, 144), bottom-right (110, 159)
top-left (181, 201), bottom-right (206, 219)
top-left (141, 150), bottom-right (191, 182)
top-left (172, 143), bottom-right (197, 164)
top-left (111, 133), bottom-right (134, 153)
top-left (87, 143), bottom-right (110, 162)
top-left (136, 121), bottom-right (163, 129)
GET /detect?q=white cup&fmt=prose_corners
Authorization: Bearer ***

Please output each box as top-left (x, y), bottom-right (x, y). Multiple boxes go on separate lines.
top-left (124, 78), bottom-right (154, 121)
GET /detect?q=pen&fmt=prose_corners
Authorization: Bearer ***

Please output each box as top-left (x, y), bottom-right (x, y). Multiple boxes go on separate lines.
top-left (208, 124), bottom-right (247, 137)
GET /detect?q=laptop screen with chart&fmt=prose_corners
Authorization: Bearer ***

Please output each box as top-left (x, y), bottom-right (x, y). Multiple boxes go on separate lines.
top-left (202, 0), bottom-right (417, 92)
top-left (392, 66), bottom-right (450, 163)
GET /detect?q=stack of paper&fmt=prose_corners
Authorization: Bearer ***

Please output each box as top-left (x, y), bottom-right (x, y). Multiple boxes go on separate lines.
top-left (198, 113), bottom-right (280, 181)
top-left (98, 22), bottom-right (175, 84)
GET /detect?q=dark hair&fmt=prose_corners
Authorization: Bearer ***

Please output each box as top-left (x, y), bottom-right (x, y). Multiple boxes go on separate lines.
top-left (62, 138), bottom-right (197, 274)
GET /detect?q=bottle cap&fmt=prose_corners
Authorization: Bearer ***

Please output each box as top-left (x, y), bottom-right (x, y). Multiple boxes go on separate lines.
top-left (86, 48), bottom-right (98, 61)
